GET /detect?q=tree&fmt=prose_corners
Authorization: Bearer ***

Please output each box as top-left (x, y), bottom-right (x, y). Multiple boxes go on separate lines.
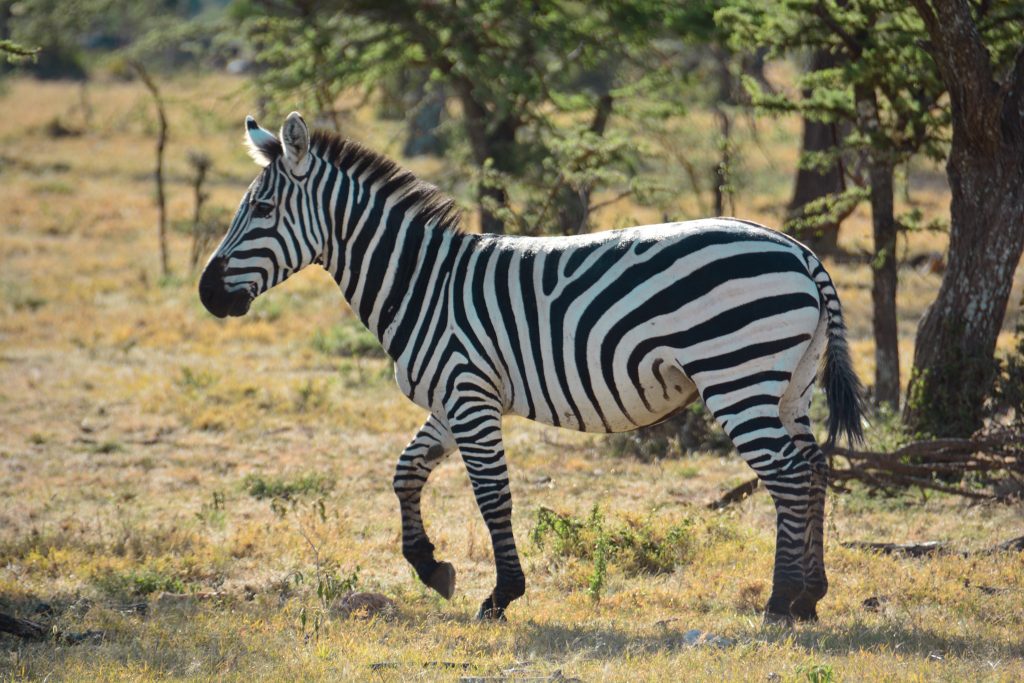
top-left (237, 0), bottom-right (699, 235)
top-left (786, 49), bottom-right (854, 256)
top-left (903, 0), bottom-right (1024, 437)
top-left (717, 0), bottom-right (948, 408)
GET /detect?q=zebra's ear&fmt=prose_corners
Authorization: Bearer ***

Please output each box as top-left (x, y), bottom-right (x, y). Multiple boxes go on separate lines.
top-left (280, 111), bottom-right (310, 173)
top-left (244, 115), bottom-right (281, 167)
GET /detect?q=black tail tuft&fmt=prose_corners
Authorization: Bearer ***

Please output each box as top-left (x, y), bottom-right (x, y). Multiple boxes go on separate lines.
top-left (803, 251), bottom-right (867, 450)
top-left (821, 330), bottom-right (867, 449)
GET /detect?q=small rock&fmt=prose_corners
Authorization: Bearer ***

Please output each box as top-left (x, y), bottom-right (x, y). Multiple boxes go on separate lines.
top-left (681, 628), bottom-right (734, 648)
top-left (862, 596), bottom-right (889, 612)
top-left (332, 591), bottom-right (397, 620)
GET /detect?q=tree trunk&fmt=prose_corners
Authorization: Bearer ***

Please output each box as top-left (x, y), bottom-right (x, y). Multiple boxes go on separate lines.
top-left (403, 81), bottom-right (446, 158)
top-left (130, 61), bottom-right (169, 279)
top-left (904, 147), bottom-right (1024, 435)
top-left (787, 50), bottom-right (851, 257)
top-left (450, 78), bottom-right (519, 235)
top-left (712, 106), bottom-right (731, 216)
top-left (554, 92), bottom-right (613, 235)
top-left (904, 0), bottom-right (1024, 437)
top-left (853, 80), bottom-right (901, 409)
top-left (867, 158), bottom-right (900, 407)
top-left (477, 118), bottom-right (519, 235)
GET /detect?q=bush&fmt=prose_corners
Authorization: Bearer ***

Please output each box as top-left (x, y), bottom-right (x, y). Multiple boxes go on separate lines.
top-left (92, 566), bottom-right (186, 598)
top-left (990, 312), bottom-right (1024, 425)
top-left (531, 506), bottom-right (696, 579)
top-left (607, 403), bottom-right (732, 461)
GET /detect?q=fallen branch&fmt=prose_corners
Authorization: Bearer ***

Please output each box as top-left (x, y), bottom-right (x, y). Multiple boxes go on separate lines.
top-left (704, 428), bottom-right (1022, 508)
top-left (843, 534), bottom-right (1024, 558)
top-left (707, 477), bottom-right (760, 510)
top-left (827, 426), bottom-right (1023, 502)
top-left (842, 540), bottom-right (948, 557)
top-left (0, 612), bottom-right (46, 640)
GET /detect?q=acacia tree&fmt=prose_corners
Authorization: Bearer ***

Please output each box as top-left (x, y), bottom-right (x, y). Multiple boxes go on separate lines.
top-left (238, 0), bottom-right (699, 235)
top-left (903, 0), bottom-right (1024, 437)
top-left (718, 0), bottom-right (947, 408)
top-left (786, 49), bottom-right (854, 256)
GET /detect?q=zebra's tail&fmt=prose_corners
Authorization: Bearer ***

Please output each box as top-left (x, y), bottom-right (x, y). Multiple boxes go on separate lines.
top-left (806, 254), bottom-right (867, 449)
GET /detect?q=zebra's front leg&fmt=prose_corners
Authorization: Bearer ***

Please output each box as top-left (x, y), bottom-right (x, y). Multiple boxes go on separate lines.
top-left (393, 414), bottom-right (457, 599)
top-left (446, 401), bottom-right (524, 621)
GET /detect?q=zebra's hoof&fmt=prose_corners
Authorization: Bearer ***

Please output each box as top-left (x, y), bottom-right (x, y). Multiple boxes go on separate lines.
top-left (475, 599), bottom-right (506, 621)
top-left (789, 594), bottom-right (819, 622)
top-left (426, 561), bottom-right (456, 600)
top-left (762, 609), bottom-right (794, 627)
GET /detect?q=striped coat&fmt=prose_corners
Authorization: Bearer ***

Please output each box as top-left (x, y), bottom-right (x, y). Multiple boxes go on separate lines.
top-left (200, 112), bottom-right (864, 622)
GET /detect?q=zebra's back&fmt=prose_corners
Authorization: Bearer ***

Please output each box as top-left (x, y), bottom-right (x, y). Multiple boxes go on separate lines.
top-left (442, 218), bottom-right (825, 434)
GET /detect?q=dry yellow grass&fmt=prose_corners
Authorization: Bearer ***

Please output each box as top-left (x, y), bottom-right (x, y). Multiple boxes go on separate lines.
top-left (0, 74), bottom-right (1022, 681)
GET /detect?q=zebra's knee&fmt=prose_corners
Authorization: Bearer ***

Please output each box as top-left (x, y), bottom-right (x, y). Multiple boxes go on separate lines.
top-left (496, 571), bottom-right (526, 603)
top-left (402, 537), bottom-right (438, 581)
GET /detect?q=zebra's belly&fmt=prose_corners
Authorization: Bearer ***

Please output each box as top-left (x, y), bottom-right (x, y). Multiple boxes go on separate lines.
top-left (505, 353), bottom-right (700, 434)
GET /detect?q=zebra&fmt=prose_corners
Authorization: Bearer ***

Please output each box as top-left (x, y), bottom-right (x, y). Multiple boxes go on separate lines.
top-left (199, 112), bottom-right (865, 623)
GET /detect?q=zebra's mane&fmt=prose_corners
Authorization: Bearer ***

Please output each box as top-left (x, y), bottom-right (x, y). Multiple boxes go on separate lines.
top-left (305, 130), bottom-right (462, 234)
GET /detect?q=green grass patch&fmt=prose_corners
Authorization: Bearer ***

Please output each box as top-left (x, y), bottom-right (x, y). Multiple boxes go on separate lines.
top-left (242, 472), bottom-right (334, 501)
top-left (91, 565), bottom-right (187, 598)
top-left (312, 319), bottom-right (386, 358)
top-left (531, 505), bottom-right (697, 578)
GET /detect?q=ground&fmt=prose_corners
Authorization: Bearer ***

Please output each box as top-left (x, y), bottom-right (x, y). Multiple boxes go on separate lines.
top-left (0, 74), bottom-right (1022, 681)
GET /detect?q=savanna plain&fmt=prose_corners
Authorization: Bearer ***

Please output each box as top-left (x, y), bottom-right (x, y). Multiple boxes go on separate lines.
top-left (1, 75), bottom-right (1023, 681)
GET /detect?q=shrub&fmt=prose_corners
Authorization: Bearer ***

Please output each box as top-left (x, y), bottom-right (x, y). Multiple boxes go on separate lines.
top-left (607, 403), bottom-right (732, 461)
top-left (531, 505), bottom-right (697, 583)
top-left (990, 310), bottom-right (1024, 425)
top-left (92, 566), bottom-right (186, 598)
top-left (243, 472), bottom-right (334, 501)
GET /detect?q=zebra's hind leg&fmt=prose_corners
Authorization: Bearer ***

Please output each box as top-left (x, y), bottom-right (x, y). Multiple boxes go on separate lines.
top-left (780, 316), bottom-right (830, 621)
top-left (445, 398), bottom-right (524, 621)
top-left (787, 444), bottom-right (828, 621)
top-left (781, 408), bottom-right (829, 621)
top-left (393, 414), bottom-right (457, 599)
top-left (755, 441), bottom-right (813, 623)
top-left (708, 400), bottom-right (810, 623)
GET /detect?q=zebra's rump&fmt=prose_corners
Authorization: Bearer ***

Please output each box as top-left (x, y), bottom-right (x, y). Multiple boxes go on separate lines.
top-left (452, 219), bottom-right (825, 434)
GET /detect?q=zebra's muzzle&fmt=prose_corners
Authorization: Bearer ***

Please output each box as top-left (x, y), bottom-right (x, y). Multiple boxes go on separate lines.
top-left (199, 258), bottom-right (253, 318)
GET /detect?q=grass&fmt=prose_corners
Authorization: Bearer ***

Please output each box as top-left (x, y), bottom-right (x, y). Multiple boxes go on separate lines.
top-left (0, 73), bottom-right (1022, 680)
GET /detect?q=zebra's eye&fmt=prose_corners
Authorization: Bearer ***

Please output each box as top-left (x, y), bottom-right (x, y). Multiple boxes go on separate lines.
top-left (252, 201), bottom-right (274, 219)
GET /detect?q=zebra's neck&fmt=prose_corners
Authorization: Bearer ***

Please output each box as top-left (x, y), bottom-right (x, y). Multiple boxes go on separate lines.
top-left (321, 160), bottom-right (468, 359)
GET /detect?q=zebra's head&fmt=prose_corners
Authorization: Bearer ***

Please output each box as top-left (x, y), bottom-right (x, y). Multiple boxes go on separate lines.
top-left (199, 112), bottom-right (322, 318)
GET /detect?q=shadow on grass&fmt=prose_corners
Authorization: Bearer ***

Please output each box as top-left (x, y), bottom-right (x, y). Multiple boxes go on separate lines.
top-left (512, 615), bottom-right (1024, 662)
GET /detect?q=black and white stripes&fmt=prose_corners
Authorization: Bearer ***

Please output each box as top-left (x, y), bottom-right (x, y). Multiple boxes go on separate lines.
top-left (200, 112), bottom-right (865, 622)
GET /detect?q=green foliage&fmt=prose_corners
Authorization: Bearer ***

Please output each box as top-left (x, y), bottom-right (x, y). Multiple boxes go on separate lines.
top-left (1, 0), bottom-right (216, 79)
top-left (92, 565), bottom-right (187, 598)
top-left (607, 403), bottom-right (732, 461)
top-left (717, 0), bottom-right (950, 232)
top-left (863, 401), bottom-right (910, 454)
top-left (235, 0), bottom-right (715, 234)
top-left (195, 490), bottom-right (227, 529)
top-left (0, 38), bottom-right (39, 63)
top-left (242, 472), bottom-right (334, 501)
top-left (794, 662), bottom-right (836, 683)
top-left (532, 505), bottom-right (697, 590)
top-left (990, 302), bottom-right (1024, 425)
